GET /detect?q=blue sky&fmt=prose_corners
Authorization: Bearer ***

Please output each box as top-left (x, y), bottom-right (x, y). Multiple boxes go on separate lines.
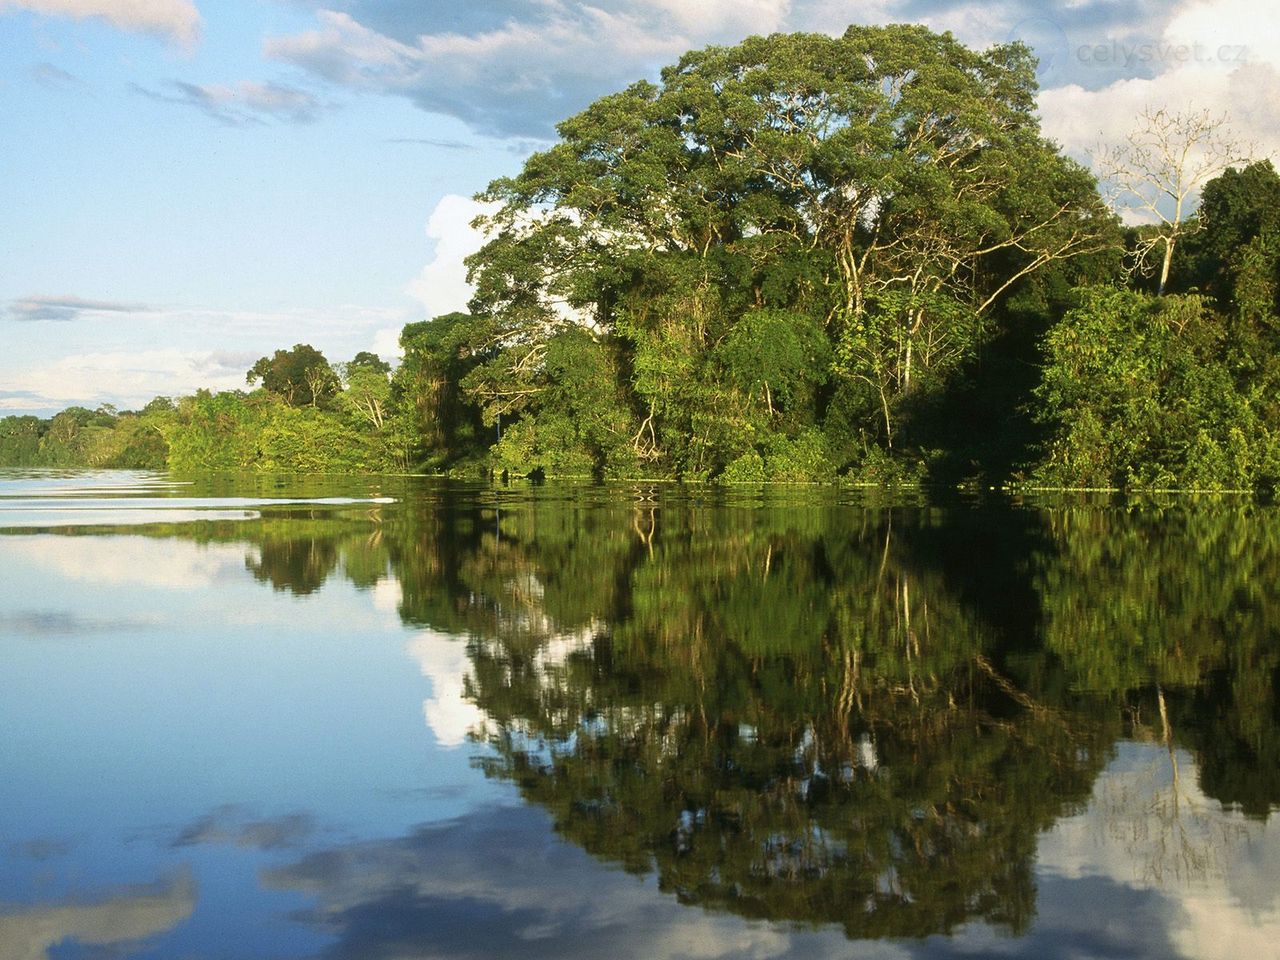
top-left (1, 0), bottom-right (1277, 415)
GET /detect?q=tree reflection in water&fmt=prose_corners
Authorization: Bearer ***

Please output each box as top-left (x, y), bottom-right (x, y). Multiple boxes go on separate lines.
top-left (18, 484), bottom-right (1280, 943)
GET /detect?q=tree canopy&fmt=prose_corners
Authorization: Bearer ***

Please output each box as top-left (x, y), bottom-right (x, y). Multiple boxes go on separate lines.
top-left (247, 343), bottom-right (339, 408)
top-left (453, 25), bottom-right (1114, 478)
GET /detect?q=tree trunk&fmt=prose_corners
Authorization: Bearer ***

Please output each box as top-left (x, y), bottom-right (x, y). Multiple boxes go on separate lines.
top-left (1158, 236), bottom-right (1175, 296)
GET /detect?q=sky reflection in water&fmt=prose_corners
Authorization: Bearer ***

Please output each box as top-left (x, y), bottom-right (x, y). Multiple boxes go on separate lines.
top-left (0, 471), bottom-right (1277, 959)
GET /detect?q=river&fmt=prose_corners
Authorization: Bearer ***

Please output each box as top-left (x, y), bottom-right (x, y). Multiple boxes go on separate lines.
top-left (1, 471), bottom-right (1276, 959)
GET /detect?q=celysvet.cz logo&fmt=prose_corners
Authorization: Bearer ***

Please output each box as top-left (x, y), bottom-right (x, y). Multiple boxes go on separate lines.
top-left (1077, 39), bottom-right (1248, 67)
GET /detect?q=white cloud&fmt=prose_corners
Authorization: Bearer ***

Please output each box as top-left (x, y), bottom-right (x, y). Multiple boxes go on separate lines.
top-left (406, 194), bottom-right (498, 321)
top-left (636, 0), bottom-right (791, 35)
top-left (6, 348), bottom-right (248, 409)
top-left (1037, 743), bottom-right (1280, 960)
top-left (0, 0), bottom-right (201, 46)
top-left (0, 302), bottom-right (411, 412)
top-left (369, 326), bottom-right (403, 362)
top-left (405, 630), bottom-right (488, 748)
top-left (133, 79), bottom-right (325, 126)
top-left (1165, 0), bottom-right (1280, 67)
top-left (0, 871), bottom-right (195, 960)
top-left (1038, 0), bottom-right (1280, 164)
top-left (370, 576), bottom-right (402, 613)
top-left (264, 5), bottom-right (794, 138)
top-left (2, 537), bottom-right (251, 590)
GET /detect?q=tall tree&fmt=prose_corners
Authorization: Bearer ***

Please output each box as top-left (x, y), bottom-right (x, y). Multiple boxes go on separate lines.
top-left (394, 313), bottom-right (486, 468)
top-left (337, 357), bottom-right (392, 431)
top-left (466, 25), bottom-right (1113, 469)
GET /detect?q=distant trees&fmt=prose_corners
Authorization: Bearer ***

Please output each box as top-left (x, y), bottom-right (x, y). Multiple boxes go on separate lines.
top-left (394, 313), bottom-right (486, 470)
top-left (336, 353), bottom-right (393, 431)
top-left (166, 386), bottom-right (391, 474)
top-left (0, 404), bottom-right (169, 469)
top-left (0, 415), bottom-right (43, 466)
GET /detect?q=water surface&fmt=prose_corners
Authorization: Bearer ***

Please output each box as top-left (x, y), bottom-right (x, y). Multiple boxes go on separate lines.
top-left (1, 471), bottom-right (1277, 959)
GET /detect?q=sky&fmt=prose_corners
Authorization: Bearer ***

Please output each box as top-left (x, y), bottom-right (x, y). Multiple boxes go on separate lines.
top-left (1, 0), bottom-right (1277, 415)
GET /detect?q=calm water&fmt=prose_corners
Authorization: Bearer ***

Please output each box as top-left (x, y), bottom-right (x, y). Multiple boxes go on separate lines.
top-left (1, 471), bottom-right (1277, 959)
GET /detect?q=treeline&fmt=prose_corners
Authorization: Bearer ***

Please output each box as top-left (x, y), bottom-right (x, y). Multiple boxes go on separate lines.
top-left (0, 350), bottom-right (411, 474)
top-left (4, 25), bottom-right (1279, 488)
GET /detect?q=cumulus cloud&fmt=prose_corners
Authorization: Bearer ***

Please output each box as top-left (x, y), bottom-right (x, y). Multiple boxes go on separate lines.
top-left (1037, 0), bottom-right (1280, 163)
top-left (263, 1), bottom-right (1205, 140)
top-left (7, 295), bottom-right (153, 322)
top-left (405, 194), bottom-right (498, 321)
top-left (133, 79), bottom-right (326, 126)
top-left (0, 0), bottom-right (201, 46)
top-left (264, 4), bottom-right (778, 139)
top-left (369, 327), bottom-right (403, 362)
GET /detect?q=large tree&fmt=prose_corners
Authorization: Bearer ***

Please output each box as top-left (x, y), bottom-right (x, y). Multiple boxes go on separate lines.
top-left (246, 343), bottom-right (338, 408)
top-left (464, 25), bottom-right (1113, 473)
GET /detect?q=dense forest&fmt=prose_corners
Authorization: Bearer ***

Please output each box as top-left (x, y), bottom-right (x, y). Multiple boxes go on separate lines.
top-left (5, 25), bottom-right (1279, 490)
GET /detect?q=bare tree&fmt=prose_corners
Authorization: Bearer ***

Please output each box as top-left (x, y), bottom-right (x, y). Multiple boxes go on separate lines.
top-left (1097, 107), bottom-right (1249, 295)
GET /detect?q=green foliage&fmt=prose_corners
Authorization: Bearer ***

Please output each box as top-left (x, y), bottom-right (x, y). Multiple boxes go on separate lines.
top-left (337, 365), bottom-right (392, 431)
top-left (464, 25), bottom-right (1113, 479)
top-left (717, 449), bottom-right (766, 483)
top-left (246, 343), bottom-right (339, 408)
top-left (166, 389), bottom-right (393, 474)
top-left (0, 416), bottom-right (43, 466)
top-left (486, 329), bottom-right (640, 478)
top-left (718, 429), bottom-right (836, 483)
top-left (167, 390), bottom-right (265, 471)
top-left (255, 405), bottom-right (379, 473)
top-left (348, 351), bottom-right (391, 376)
top-left (85, 413), bottom-right (169, 468)
top-left (1032, 287), bottom-right (1280, 490)
top-left (395, 313), bottom-right (487, 470)
top-left (763, 429), bottom-right (837, 482)
top-left (1180, 160), bottom-right (1280, 311)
